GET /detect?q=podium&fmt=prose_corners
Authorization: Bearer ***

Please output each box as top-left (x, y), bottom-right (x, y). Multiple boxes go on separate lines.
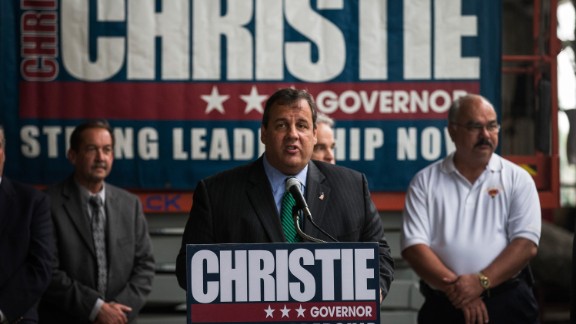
top-left (185, 242), bottom-right (380, 324)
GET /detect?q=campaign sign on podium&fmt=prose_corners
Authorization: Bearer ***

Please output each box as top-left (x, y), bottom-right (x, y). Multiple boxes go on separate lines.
top-left (185, 242), bottom-right (380, 324)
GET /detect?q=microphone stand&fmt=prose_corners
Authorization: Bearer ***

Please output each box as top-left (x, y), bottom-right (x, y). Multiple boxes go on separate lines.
top-left (292, 206), bottom-right (331, 243)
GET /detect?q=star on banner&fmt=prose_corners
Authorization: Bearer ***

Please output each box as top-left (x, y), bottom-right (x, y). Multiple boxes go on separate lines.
top-left (280, 305), bottom-right (291, 318)
top-left (296, 304), bottom-right (306, 317)
top-left (264, 305), bottom-right (275, 318)
top-left (201, 86), bottom-right (229, 114)
top-left (241, 86), bottom-right (267, 114)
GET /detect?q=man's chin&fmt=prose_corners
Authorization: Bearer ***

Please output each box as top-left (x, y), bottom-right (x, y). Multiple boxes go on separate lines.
top-left (474, 146), bottom-right (494, 154)
top-left (90, 172), bottom-right (109, 182)
top-left (473, 150), bottom-right (493, 163)
top-left (280, 158), bottom-right (307, 174)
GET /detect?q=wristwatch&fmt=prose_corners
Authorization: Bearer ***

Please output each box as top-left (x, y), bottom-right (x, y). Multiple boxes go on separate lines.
top-left (478, 272), bottom-right (491, 291)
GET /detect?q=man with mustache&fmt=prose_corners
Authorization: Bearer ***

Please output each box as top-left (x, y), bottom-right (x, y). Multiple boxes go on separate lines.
top-left (401, 94), bottom-right (541, 324)
top-left (39, 120), bottom-right (155, 324)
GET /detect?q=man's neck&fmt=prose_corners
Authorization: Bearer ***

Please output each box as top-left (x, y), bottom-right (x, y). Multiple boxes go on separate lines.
top-left (453, 154), bottom-right (490, 184)
top-left (75, 177), bottom-right (104, 194)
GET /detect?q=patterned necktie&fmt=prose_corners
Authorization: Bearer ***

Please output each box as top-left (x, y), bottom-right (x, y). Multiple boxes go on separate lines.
top-left (89, 195), bottom-right (107, 295)
top-left (281, 189), bottom-right (300, 242)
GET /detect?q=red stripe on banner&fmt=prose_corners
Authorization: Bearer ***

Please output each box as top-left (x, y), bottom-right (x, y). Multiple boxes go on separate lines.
top-left (190, 301), bottom-right (378, 323)
top-left (19, 81), bottom-right (479, 121)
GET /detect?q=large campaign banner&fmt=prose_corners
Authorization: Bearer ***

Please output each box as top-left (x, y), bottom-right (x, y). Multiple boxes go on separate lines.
top-left (1, 0), bottom-right (500, 192)
top-left (185, 242), bottom-right (380, 324)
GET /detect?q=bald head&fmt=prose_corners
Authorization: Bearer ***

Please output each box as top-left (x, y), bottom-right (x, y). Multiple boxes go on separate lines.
top-left (448, 94), bottom-right (494, 123)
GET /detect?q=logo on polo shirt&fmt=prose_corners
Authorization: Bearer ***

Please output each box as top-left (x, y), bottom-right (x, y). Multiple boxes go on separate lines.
top-left (488, 188), bottom-right (500, 198)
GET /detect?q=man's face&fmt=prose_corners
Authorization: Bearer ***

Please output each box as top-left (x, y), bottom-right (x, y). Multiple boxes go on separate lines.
top-left (261, 99), bottom-right (317, 175)
top-left (312, 122), bottom-right (335, 164)
top-left (0, 130), bottom-right (5, 177)
top-left (68, 127), bottom-right (114, 191)
top-left (449, 97), bottom-right (499, 166)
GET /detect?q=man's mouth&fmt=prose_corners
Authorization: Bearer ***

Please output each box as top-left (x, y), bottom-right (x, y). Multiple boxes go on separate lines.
top-left (285, 145), bottom-right (299, 153)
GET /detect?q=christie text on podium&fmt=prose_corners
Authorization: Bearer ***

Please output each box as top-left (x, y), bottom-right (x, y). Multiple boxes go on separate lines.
top-left (185, 242), bottom-right (380, 324)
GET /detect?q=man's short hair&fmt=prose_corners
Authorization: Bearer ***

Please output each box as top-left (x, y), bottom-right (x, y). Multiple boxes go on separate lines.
top-left (69, 119), bottom-right (114, 151)
top-left (448, 94), bottom-right (493, 123)
top-left (262, 88), bottom-right (318, 128)
top-left (316, 113), bottom-right (335, 128)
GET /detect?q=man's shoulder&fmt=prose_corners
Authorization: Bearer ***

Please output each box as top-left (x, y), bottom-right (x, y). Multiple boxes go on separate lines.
top-left (406, 157), bottom-right (447, 187)
top-left (496, 154), bottom-right (536, 180)
top-left (204, 159), bottom-right (260, 184)
top-left (497, 154), bottom-right (525, 170)
top-left (45, 176), bottom-right (74, 197)
top-left (311, 160), bottom-right (362, 177)
top-left (105, 182), bottom-right (139, 201)
top-left (2, 177), bottom-right (46, 200)
top-left (417, 155), bottom-right (447, 173)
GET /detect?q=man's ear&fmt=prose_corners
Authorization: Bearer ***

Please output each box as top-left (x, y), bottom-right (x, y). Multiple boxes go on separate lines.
top-left (447, 125), bottom-right (457, 143)
top-left (67, 149), bottom-right (76, 165)
top-left (313, 127), bottom-right (317, 144)
top-left (260, 124), bottom-right (267, 145)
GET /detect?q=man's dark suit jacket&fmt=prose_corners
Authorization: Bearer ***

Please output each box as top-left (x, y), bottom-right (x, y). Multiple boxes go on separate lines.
top-left (39, 176), bottom-right (155, 323)
top-left (0, 177), bottom-right (53, 324)
top-left (176, 158), bottom-right (394, 297)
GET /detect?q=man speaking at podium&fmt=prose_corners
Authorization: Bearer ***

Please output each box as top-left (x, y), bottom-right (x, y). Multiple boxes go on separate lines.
top-left (176, 87), bottom-right (394, 301)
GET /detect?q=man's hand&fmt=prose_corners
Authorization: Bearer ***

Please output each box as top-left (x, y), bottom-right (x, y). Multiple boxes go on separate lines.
top-left (461, 297), bottom-right (489, 324)
top-left (444, 274), bottom-right (485, 308)
top-left (94, 302), bottom-right (132, 324)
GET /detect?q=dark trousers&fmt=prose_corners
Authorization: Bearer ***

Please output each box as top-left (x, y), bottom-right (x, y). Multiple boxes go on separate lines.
top-left (418, 278), bottom-right (539, 324)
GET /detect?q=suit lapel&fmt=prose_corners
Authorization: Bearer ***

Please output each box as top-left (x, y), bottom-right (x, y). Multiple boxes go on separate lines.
top-left (62, 178), bottom-right (96, 256)
top-left (305, 162), bottom-right (331, 234)
top-left (104, 185), bottom-right (120, 265)
top-left (246, 159), bottom-right (285, 241)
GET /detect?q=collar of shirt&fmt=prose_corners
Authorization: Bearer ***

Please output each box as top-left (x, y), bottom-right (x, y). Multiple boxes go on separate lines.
top-left (79, 185), bottom-right (106, 203)
top-left (442, 152), bottom-right (504, 187)
top-left (76, 181), bottom-right (107, 215)
top-left (262, 156), bottom-right (308, 215)
top-left (443, 152), bottom-right (503, 174)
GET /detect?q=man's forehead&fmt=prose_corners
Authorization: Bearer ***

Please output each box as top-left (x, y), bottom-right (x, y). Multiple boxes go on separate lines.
top-left (79, 135), bottom-right (113, 147)
top-left (272, 105), bottom-right (312, 118)
top-left (275, 99), bottom-right (310, 110)
top-left (459, 102), bottom-right (496, 120)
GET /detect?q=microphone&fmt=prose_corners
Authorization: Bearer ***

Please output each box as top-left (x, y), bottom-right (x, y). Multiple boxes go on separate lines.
top-left (285, 177), bottom-right (338, 243)
top-left (285, 177), bottom-right (312, 220)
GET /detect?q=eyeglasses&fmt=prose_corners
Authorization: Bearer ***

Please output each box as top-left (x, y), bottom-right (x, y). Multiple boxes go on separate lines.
top-left (451, 122), bottom-right (501, 134)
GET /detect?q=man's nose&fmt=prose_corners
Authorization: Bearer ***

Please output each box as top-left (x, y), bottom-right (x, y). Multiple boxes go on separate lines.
top-left (479, 126), bottom-right (491, 137)
top-left (95, 148), bottom-right (105, 159)
top-left (287, 124), bottom-right (299, 138)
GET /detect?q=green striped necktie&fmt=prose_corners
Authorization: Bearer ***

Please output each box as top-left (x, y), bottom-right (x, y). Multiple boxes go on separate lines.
top-left (281, 190), bottom-right (300, 242)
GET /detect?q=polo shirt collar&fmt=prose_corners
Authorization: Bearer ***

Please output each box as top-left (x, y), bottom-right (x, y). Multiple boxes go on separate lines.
top-left (442, 152), bottom-right (502, 174)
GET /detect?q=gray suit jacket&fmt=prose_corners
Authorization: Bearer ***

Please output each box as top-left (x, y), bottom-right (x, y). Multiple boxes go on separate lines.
top-left (176, 158), bottom-right (394, 297)
top-left (39, 176), bottom-right (155, 323)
